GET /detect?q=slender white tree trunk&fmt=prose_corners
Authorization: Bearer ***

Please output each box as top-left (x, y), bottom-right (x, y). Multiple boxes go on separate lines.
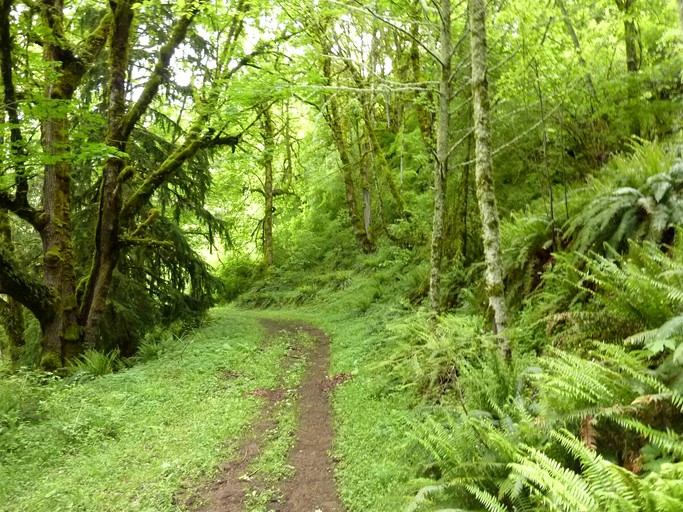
top-left (428, 0), bottom-right (452, 313)
top-left (470, 0), bottom-right (509, 357)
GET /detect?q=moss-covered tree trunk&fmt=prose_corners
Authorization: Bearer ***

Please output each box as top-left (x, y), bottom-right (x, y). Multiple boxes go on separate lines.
top-left (359, 101), bottom-right (405, 216)
top-left (319, 33), bottom-right (373, 253)
top-left (616, 0), bottom-right (640, 73)
top-left (328, 97), bottom-right (373, 253)
top-left (428, 0), bottom-right (452, 314)
top-left (82, 1), bottom-right (200, 346)
top-left (81, 0), bottom-right (133, 347)
top-left (262, 107), bottom-right (275, 267)
top-left (470, 0), bottom-right (509, 357)
top-left (39, 0), bottom-right (85, 364)
top-left (361, 136), bottom-right (373, 243)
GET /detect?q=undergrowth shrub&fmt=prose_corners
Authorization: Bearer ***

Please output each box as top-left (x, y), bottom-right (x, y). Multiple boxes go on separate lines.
top-left (382, 313), bottom-right (493, 400)
top-left (407, 340), bottom-right (683, 511)
top-left (69, 349), bottom-right (121, 380)
top-left (218, 254), bottom-right (264, 302)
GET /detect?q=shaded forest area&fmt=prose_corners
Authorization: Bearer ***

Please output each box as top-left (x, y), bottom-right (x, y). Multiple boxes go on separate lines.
top-left (3, 0), bottom-right (683, 510)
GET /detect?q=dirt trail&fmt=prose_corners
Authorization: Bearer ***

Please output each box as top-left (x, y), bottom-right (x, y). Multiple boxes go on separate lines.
top-left (278, 322), bottom-right (343, 512)
top-left (191, 319), bottom-right (344, 512)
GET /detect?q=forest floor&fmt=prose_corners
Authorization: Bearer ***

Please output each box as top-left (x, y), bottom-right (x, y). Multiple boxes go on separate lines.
top-left (192, 319), bottom-right (344, 512)
top-left (0, 303), bottom-right (413, 511)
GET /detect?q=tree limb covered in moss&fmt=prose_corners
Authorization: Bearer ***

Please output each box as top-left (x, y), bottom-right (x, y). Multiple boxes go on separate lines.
top-left (41, 3), bottom-right (112, 98)
top-left (0, 246), bottom-right (55, 326)
top-left (0, 190), bottom-right (45, 229)
top-left (122, 2), bottom-right (204, 141)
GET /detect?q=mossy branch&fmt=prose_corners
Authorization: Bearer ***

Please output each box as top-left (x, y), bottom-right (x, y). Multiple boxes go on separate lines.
top-left (44, 5), bottom-right (112, 99)
top-left (0, 190), bottom-right (46, 230)
top-left (122, 2), bottom-right (203, 141)
top-left (0, 246), bottom-right (55, 326)
top-left (129, 209), bottom-right (159, 238)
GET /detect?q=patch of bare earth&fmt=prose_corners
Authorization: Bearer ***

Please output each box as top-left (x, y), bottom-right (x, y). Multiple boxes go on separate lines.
top-left (186, 319), bottom-right (344, 512)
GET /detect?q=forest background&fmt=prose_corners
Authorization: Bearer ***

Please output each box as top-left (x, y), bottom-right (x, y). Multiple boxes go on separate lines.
top-left (3, 0), bottom-right (683, 510)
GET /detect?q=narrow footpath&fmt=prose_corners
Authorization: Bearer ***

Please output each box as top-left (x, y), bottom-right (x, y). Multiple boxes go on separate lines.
top-left (193, 319), bottom-right (344, 512)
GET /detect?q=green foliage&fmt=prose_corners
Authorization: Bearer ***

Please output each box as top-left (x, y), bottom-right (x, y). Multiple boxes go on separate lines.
top-left (69, 349), bottom-right (121, 379)
top-left (566, 145), bottom-right (682, 253)
top-left (218, 253), bottom-right (264, 302)
top-left (382, 313), bottom-right (491, 398)
top-left (0, 310), bottom-right (288, 511)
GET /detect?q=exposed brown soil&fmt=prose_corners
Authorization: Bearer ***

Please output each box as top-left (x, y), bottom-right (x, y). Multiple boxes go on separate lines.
top-left (188, 319), bottom-right (344, 512)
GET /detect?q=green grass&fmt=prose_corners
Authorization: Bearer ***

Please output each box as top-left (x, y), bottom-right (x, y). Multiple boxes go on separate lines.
top-left (0, 308), bottom-right (286, 512)
top-left (243, 330), bottom-right (313, 511)
top-left (2, 265), bottom-right (421, 512)
top-left (251, 287), bottom-right (418, 511)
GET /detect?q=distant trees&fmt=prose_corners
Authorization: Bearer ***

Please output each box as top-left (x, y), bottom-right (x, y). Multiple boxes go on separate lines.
top-left (1, 0), bottom-right (680, 367)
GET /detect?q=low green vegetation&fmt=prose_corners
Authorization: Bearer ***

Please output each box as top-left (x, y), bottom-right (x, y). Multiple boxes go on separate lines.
top-left (228, 143), bottom-right (683, 511)
top-left (2, 0), bottom-right (683, 510)
top-left (0, 311), bottom-right (289, 511)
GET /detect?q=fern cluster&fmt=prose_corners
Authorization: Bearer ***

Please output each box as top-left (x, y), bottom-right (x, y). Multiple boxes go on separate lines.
top-left (405, 145), bottom-right (683, 512)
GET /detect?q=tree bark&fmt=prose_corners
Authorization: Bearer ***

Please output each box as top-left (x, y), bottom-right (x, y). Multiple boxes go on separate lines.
top-left (359, 100), bottom-right (405, 215)
top-left (80, 0), bottom-right (134, 347)
top-left (0, 210), bottom-right (25, 362)
top-left (82, 2), bottom-right (201, 346)
top-left (318, 32), bottom-right (373, 253)
top-left (428, 0), bottom-right (452, 314)
top-left (361, 136), bottom-right (373, 242)
top-left (409, 5), bottom-right (435, 150)
top-left (39, 0), bottom-right (89, 363)
top-left (262, 107), bottom-right (275, 267)
top-left (327, 96), bottom-right (373, 253)
top-left (0, 1), bottom-right (111, 365)
top-left (470, 0), bottom-right (509, 357)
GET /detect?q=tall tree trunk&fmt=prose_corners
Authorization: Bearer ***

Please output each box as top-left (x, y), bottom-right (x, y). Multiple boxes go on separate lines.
top-left (457, 130), bottom-right (474, 262)
top-left (678, 0), bottom-right (683, 42)
top-left (40, 109), bottom-right (80, 365)
top-left (615, 0), bottom-right (641, 136)
top-left (319, 33), bottom-right (373, 253)
top-left (262, 107), bottom-right (275, 267)
top-left (617, 0), bottom-right (640, 74)
top-left (282, 101), bottom-right (293, 189)
top-left (40, 0), bottom-right (83, 363)
top-left (428, 0), bottom-right (452, 313)
top-left (409, 5), bottom-right (435, 150)
top-left (361, 136), bottom-right (373, 242)
top-left (328, 98), bottom-right (373, 253)
top-left (81, 0), bottom-right (134, 347)
top-left (359, 102), bottom-right (405, 215)
top-left (82, 2), bottom-right (200, 346)
top-left (0, 1), bottom-right (110, 366)
top-left (470, 0), bottom-right (509, 357)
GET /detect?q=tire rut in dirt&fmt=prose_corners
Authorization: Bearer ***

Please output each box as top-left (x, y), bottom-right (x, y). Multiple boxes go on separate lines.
top-left (277, 322), bottom-right (344, 512)
top-left (186, 319), bottom-right (343, 512)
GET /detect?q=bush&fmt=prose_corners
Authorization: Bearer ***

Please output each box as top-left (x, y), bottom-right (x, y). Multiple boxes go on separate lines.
top-left (69, 349), bottom-right (120, 380)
